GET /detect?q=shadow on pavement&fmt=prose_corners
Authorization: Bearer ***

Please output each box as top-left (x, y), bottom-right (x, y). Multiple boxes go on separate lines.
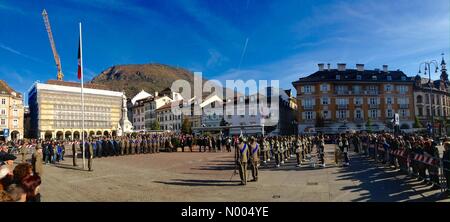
top-left (52, 163), bottom-right (87, 172)
top-left (335, 153), bottom-right (446, 202)
top-left (154, 179), bottom-right (240, 187)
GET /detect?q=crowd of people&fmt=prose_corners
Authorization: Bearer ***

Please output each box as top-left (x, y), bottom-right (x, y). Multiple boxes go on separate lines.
top-left (1, 144), bottom-right (42, 202)
top-left (1, 130), bottom-right (449, 199)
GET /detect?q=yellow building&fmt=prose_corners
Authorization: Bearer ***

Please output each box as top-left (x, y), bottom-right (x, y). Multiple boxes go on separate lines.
top-left (28, 80), bottom-right (124, 140)
top-left (0, 80), bottom-right (24, 141)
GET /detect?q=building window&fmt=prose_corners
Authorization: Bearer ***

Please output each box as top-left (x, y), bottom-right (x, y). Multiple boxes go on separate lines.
top-left (355, 110), bottom-right (362, 119)
top-left (304, 85), bottom-right (312, 93)
top-left (352, 85), bottom-right (361, 93)
top-left (386, 97), bottom-right (393, 105)
top-left (387, 76), bottom-right (392, 81)
top-left (13, 119), bottom-right (18, 128)
top-left (0, 109), bottom-right (5, 115)
top-left (372, 75), bottom-right (377, 80)
top-left (426, 108), bottom-right (430, 116)
top-left (418, 107), bottom-right (423, 116)
top-left (425, 95), bottom-right (430, 104)
top-left (321, 97), bottom-right (329, 105)
top-left (401, 109), bottom-right (407, 117)
top-left (320, 84), bottom-right (328, 92)
top-left (417, 95), bottom-right (423, 104)
top-left (338, 110), bottom-right (346, 119)
top-left (356, 75), bottom-right (362, 80)
top-left (354, 97), bottom-right (363, 105)
top-left (401, 76), bottom-right (406, 81)
top-left (1, 99), bottom-right (5, 105)
top-left (369, 109), bottom-right (378, 118)
top-left (0, 119), bottom-right (5, 125)
top-left (387, 109), bottom-right (393, 118)
top-left (369, 98), bottom-right (377, 105)
top-left (305, 111), bottom-right (313, 120)
top-left (385, 84), bottom-right (392, 92)
top-left (323, 110), bottom-right (329, 119)
top-left (336, 75), bottom-right (340, 80)
top-left (397, 85), bottom-right (408, 94)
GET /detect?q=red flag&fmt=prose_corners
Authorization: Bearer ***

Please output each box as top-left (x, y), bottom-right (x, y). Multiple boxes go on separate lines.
top-left (77, 38), bottom-right (82, 80)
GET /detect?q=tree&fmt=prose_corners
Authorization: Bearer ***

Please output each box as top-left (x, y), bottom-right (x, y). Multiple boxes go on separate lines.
top-left (315, 112), bottom-right (325, 128)
top-left (181, 118), bottom-right (192, 134)
top-left (413, 116), bottom-right (423, 129)
top-left (150, 121), bottom-right (160, 130)
top-left (365, 118), bottom-right (372, 132)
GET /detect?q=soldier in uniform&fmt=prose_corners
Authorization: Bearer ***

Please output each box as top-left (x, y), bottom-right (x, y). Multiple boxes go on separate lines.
top-left (236, 136), bottom-right (250, 185)
top-left (318, 135), bottom-right (326, 167)
top-left (72, 140), bottom-right (79, 166)
top-left (86, 139), bottom-right (94, 171)
top-left (142, 137), bottom-right (147, 154)
top-left (248, 137), bottom-right (259, 182)
top-left (295, 136), bottom-right (302, 167)
top-left (19, 143), bottom-right (27, 163)
top-left (129, 137), bottom-right (135, 155)
top-left (273, 137), bottom-right (281, 168)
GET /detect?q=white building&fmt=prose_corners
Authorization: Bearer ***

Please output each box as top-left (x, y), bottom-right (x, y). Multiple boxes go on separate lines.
top-left (200, 94), bottom-right (224, 127)
top-left (28, 80), bottom-right (127, 139)
top-left (155, 101), bottom-right (183, 132)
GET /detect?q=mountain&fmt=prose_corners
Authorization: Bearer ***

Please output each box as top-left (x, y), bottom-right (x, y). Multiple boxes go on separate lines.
top-left (91, 63), bottom-right (204, 98)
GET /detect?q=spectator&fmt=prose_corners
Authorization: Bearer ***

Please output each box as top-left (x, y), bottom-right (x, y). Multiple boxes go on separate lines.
top-left (21, 175), bottom-right (42, 202)
top-left (4, 184), bottom-right (26, 202)
top-left (0, 154), bottom-right (16, 189)
top-left (13, 163), bottom-right (33, 185)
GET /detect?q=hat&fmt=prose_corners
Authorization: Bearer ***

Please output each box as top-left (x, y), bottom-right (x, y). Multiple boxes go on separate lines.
top-left (0, 165), bottom-right (9, 179)
top-left (1, 153), bottom-right (16, 162)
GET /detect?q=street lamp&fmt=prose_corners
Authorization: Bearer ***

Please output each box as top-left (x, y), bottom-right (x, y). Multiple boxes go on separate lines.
top-left (418, 60), bottom-right (440, 138)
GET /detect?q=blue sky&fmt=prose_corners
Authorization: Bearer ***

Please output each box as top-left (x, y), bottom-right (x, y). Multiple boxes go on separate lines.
top-left (0, 0), bottom-right (449, 100)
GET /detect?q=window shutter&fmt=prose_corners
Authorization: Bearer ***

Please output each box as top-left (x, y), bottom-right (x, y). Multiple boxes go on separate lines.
top-left (301, 86), bottom-right (304, 93)
top-left (311, 86), bottom-right (315, 93)
top-left (346, 110), bottom-right (349, 118)
top-left (336, 111), bottom-right (339, 118)
top-left (406, 110), bottom-right (410, 117)
top-left (302, 112), bottom-right (305, 120)
top-left (406, 98), bottom-right (409, 104)
top-left (377, 110), bottom-right (381, 117)
top-left (312, 98), bottom-right (316, 106)
top-left (312, 112), bottom-right (316, 119)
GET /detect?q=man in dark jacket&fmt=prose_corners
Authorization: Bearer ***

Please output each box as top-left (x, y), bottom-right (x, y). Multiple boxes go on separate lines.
top-left (443, 142), bottom-right (450, 192)
top-left (72, 141), bottom-right (79, 166)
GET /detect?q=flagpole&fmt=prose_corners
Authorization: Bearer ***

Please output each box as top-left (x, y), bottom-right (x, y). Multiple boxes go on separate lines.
top-left (80, 22), bottom-right (86, 170)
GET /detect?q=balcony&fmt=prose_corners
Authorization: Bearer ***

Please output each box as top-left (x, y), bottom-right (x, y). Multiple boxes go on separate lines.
top-left (337, 104), bottom-right (348, 109)
top-left (366, 90), bottom-right (379, 95)
top-left (303, 105), bottom-right (314, 110)
top-left (369, 104), bottom-right (379, 109)
top-left (399, 104), bottom-right (409, 109)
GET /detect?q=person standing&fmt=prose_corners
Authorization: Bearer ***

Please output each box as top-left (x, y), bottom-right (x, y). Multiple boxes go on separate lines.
top-left (443, 142), bottom-right (450, 193)
top-left (31, 146), bottom-right (43, 177)
top-left (236, 137), bottom-right (250, 185)
top-left (248, 137), bottom-right (259, 182)
top-left (19, 143), bottom-right (27, 163)
top-left (72, 140), bottom-right (79, 167)
top-left (87, 139), bottom-right (94, 171)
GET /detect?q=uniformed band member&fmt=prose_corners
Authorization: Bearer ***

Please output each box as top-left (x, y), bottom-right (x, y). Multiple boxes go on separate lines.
top-left (236, 137), bottom-right (250, 185)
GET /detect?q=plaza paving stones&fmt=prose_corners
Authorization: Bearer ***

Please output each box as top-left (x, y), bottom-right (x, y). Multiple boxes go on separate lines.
top-left (30, 145), bottom-right (450, 202)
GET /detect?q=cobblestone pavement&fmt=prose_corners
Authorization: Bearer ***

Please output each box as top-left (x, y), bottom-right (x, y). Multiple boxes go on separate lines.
top-left (26, 145), bottom-right (449, 202)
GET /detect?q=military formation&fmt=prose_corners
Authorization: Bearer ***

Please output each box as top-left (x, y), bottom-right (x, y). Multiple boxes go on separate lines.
top-left (234, 135), bottom-right (324, 185)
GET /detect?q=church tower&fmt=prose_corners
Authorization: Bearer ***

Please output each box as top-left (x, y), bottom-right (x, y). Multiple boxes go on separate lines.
top-left (440, 53), bottom-right (448, 86)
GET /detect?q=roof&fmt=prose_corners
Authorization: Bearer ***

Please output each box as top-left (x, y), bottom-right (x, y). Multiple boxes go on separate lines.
top-left (155, 101), bottom-right (181, 111)
top-left (292, 69), bottom-right (411, 85)
top-left (47, 80), bottom-right (110, 90)
top-left (131, 90), bottom-right (152, 105)
top-left (0, 80), bottom-right (22, 98)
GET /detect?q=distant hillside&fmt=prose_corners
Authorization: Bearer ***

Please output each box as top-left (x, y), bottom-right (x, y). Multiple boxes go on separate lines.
top-left (91, 63), bottom-right (205, 98)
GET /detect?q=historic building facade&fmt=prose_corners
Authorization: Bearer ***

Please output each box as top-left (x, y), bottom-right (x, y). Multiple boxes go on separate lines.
top-left (28, 80), bottom-right (125, 139)
top-left (0, 80), bottom-right (24, 141)
top-left (413, 56), bottom-right (450, 134)
top-left (292, 63), bottom-right (415, 133)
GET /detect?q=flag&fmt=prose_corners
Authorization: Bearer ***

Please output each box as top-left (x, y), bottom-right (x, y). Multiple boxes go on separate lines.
top-left (77, 38), bottom-right (82, 80)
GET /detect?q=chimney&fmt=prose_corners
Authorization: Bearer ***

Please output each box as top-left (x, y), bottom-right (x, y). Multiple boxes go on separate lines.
top-left (383, 65), bottom-right (388, 72)
top-left (327, 63), bottom-right (331, 71)
top-left (155, 91), bottom-right (159, 97)
top-left (337, 63), bottom-right (346, 71)
top-left (318, 63), bottom-right (325, 71)
top-left (356, 64), bottom-right (364, 72)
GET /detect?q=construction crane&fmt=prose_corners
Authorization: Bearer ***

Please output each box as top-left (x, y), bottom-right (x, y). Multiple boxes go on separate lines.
top-left (42, 9), bottom-right (64, 81)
